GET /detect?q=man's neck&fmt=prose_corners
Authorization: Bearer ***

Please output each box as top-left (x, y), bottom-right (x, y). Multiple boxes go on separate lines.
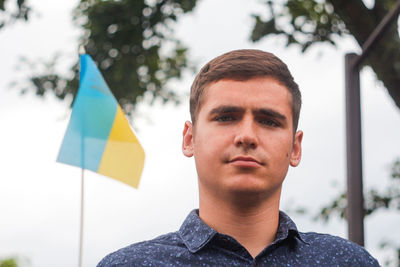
top-left (198, 188), bottom-right (281, 258)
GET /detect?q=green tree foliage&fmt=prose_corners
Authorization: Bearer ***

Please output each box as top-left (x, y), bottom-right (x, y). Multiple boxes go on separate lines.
top-left (15, 0), bottom-right (197, 115)
top-left (251, 0), bottom-right (400, 110)
top-left (0, 0), bottom-right (30, 28)
top-left (316, 159), bottom-right (400, 221)
top-left (0, 257), bottom-right (18, 267)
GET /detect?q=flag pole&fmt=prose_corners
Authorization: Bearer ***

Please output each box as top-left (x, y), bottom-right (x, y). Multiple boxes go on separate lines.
top-left (78, 44), bottom-right (86, 267)
top-left (78, 168), bottom-right (85, 267)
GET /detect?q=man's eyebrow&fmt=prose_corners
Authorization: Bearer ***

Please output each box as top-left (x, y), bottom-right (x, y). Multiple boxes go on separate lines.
top-left (208, 106), bottom-right (245, 115)
top-left (253, 108), bottom-right (287, 121)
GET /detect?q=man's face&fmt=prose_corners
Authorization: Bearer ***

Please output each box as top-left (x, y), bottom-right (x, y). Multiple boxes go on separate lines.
top-left (182, 77), bottom-right (303, 199)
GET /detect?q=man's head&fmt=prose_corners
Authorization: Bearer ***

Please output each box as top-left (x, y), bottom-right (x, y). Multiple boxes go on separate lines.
top-left (183, 49), bottom-right (303, 203)
top-left (189, 49), bottom-right (301, 132)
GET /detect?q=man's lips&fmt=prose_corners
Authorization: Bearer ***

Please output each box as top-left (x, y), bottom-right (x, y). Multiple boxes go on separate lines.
top-left (229, 156), bottom-right (263, 168)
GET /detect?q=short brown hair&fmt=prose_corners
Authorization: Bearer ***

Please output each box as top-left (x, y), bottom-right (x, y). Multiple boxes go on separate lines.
top-left (189, 49), bottom-right (302, 131)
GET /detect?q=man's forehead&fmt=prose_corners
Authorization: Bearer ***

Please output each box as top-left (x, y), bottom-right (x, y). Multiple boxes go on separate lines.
top-left (199, 77), bottom-right (293, 111)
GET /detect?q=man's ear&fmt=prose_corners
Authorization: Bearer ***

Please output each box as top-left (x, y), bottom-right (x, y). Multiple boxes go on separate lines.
top-left (182, 121), bottom-right (194, 157)
top-left (289, 130), bottom-right (303, 167)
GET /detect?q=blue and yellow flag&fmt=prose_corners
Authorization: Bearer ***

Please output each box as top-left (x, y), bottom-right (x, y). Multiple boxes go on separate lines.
top-left (57, 54), bottom-right (145, 188)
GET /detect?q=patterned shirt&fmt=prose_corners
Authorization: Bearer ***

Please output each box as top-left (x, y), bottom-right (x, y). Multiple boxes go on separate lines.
top-left (97, 210), bottom-right (380, 266)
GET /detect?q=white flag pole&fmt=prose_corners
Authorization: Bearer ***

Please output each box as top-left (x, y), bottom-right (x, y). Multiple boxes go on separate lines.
top-left (78, 44), bottom-right (86, 267)
top-left (78, 169), bottom-right (85, 267)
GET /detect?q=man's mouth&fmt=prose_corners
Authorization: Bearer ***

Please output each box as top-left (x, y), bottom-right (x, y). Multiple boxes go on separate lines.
top-left (229, 156), bottom-right (263, 168)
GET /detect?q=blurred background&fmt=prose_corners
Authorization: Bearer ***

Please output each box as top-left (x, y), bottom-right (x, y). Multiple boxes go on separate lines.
top-left (0, 0), bottom-right (399, 266)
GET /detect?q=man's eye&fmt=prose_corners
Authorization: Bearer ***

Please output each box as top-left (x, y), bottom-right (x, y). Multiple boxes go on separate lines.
top-left (215, 115), bottom-right (235, 122)
top-left (260, 119), bottom-right (279, 127)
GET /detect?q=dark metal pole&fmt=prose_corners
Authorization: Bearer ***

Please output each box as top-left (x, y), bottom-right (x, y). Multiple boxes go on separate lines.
top-left (345, 53), bottom-right (364, 246)
top-left (344, 0), bottom-right (400, 246)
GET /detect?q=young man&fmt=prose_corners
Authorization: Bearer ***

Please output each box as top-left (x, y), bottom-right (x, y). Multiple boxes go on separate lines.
top-left (98, 49), bottom-right (379, 266)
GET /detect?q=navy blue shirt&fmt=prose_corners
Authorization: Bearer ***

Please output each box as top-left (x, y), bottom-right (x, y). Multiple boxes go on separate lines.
top-left (98, 210), bottom-right (379, 266)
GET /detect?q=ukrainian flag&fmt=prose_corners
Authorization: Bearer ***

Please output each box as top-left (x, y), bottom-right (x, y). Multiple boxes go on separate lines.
top-left (57, 54), bottom-right (145, 188)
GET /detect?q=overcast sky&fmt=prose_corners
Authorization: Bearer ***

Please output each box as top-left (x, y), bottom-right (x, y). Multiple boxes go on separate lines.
top-left (1, 0), bottom-right (399, 266)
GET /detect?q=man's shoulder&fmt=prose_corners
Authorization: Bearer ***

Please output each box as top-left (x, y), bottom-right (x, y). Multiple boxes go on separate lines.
top-left (298, 232), bottom-right (380, 266)
top-left (97, 231), bottom-right (185, 267)
top-left (299, 231), bottom-right (366, 251)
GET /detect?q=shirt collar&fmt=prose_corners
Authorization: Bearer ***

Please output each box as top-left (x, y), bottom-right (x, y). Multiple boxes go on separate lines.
top-left (275, 211), bottom-right (308, 244)
top-left (178, 209), bottom-right (307, 253)
top-left (179, 209), bottom-right (217, 253)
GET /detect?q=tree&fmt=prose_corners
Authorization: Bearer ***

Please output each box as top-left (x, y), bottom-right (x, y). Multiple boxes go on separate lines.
top-left (0, 0), bottom-right (30, 29)
top-left (250, 0), bottom-right (400, 110)
top-left (0, 257), bottom-right (18, 267)
top-left (317, 159), bottom-right (400, 222)
top-left (13, 0), bottom-right (197, 115)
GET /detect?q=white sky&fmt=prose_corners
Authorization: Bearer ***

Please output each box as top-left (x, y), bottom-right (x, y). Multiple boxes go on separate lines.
top-left (0, 0), bottom-right (399, 266)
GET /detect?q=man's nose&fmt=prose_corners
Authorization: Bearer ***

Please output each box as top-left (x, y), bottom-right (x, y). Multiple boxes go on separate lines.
top-left (233, 118), bottom-right (258, 149)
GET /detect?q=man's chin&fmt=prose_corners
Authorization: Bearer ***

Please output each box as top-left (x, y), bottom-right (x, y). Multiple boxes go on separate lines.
top-left (223, 180), bottom-right (283, 204)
